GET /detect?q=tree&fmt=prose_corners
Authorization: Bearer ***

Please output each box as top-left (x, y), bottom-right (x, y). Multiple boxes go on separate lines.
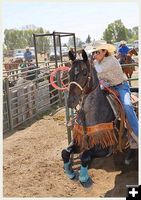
top-left (86, 35), bottom-right (91, 43)
top-left (132, 26), bottom-right (138, 37)
top-left (4, 27), bottom-right (51, 52)
top-left (67, 36), bottom-right (75, 47)
top-left (102, 19), bottom-right (128, 43)
top-left (76, 37), bottom-right (83, 48)
top-left (126, 26), bottom-right (138, 43)
top-left (126, 28), bottom-right (133, 43)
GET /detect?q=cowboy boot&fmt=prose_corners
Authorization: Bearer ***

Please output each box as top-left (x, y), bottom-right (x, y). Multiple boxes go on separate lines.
top-left (79, 165), bottom-right (90, 183)
top-left (64, 161), bottom-right (76, 179)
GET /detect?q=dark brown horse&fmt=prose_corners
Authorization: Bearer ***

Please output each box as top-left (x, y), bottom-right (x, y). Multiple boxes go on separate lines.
top-left (121, 48), bottom-right (138, 79)
top-left (61, 52), bottom-right (134, 187)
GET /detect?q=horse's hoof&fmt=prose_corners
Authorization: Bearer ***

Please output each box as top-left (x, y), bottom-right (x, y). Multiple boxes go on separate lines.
top-left (70, 171), bottom-right (79, 181)
top-left (124, 149), bottom-right (136, 165)
top-left (80, 177), bottom-right (93, 188)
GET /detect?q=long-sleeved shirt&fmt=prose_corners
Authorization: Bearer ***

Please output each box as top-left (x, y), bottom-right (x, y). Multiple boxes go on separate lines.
top-left (94, 55), bottom-right (127, 86)
top-left (118, 45), bottom-right (130, 55)
top-left (24, 51), bottom-right (33, 61)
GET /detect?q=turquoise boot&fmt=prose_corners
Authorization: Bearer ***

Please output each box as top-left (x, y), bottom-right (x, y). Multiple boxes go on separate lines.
top-left (79, 165), bottom-right (90, 183)
top-left (64, 161), bottom-right (76, 179)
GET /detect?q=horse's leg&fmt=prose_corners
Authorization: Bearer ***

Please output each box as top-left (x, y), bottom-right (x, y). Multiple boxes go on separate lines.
top-left (79, 146), bottom-right (111, 184)
top-left (61, 142), bottom-right (77, 179)
top-left (79, 150), bottom-right (91, 183)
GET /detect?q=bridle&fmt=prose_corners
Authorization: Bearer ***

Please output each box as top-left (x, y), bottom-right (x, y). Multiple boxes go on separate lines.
top-left (68, 75), bottom-right (91, 93)
top-left (68, 81), bottom-right (83, 91)
top-left (68, 75), bottom-right (99, 95)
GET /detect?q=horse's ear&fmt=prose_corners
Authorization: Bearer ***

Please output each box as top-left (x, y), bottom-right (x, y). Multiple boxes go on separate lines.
top-left (82, 49), bottom-right (88, 62)
top-left (68, 50), bottom-right (76, 61)
top-left (82, 49), bottom-right (90, 72)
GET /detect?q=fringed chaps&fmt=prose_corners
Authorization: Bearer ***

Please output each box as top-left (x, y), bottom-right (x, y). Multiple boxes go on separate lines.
top-left (73, 122), bottom-right (118, 152)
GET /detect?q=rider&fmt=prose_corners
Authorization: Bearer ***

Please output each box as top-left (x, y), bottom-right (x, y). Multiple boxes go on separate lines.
top-left (118, 40), bottom-right (130, 64)
top-left (24, 46), bottom-right (33, 62)
top-left (90, 44), bottom-right (138, 154)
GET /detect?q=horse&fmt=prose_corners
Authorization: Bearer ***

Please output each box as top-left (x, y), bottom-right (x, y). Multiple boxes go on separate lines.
top-left (4, 58), bottom-right (23, 80)
top-left (61, 52), bottom-right (135, 187)
top-left (120, 48), bottom-right (138, 79)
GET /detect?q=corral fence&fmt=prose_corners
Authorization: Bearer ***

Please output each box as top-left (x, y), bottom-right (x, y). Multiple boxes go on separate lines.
top-left (3, 61), bottom-right (70, 133)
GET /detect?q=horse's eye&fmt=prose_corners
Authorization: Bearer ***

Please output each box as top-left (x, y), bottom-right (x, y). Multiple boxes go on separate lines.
top-left (74, 67), bottom-right (79, 75)
top-left (83, 68), bottom-right (87, 76)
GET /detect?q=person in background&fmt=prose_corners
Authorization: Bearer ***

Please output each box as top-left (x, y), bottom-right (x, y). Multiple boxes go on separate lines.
top-left (118, 40), bottom-right (130, 64)
top-left (24, 46), bottom-right (33, 62)
top-left (90, 43), bottom-right (138, 164)
top-left (19, 59), bottom-right (27, 72)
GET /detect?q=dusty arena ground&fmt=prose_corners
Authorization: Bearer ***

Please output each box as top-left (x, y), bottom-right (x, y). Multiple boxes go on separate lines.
top-left (3, 107), bottom-right (138, 198)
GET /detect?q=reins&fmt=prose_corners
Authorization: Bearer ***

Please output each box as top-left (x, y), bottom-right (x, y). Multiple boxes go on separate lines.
top-left (69, 76), bottom-right (99, 95)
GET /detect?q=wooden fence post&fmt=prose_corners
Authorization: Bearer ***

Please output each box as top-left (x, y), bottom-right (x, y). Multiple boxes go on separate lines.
top-left (4, 78), bottom-right (13, 131)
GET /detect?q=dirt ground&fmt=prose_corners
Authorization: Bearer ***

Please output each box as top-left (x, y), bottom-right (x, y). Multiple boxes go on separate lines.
top-left (3, 107), bottom-right (138, 198)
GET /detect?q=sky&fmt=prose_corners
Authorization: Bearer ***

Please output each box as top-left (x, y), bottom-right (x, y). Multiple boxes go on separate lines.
top-left (2, 1), bottom-right (139, 42)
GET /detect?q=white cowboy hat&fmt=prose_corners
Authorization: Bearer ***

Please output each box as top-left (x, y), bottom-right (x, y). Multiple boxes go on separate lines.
top-left (120, 40), bottom-right (127, 45)
top-left (89, 43), bottom-right (116, 54)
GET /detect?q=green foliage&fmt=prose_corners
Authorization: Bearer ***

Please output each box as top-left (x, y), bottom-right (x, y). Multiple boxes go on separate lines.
top-left (4, 27), bottom-right (51, 52)
top-left (86, 34), bottom-right (91, 43)
top-left (128, 26), bottom-right (138, 43)
top-left (102, 19), bottom-right (138, 43)
top-left (67, 37), bottom-right (75, 47)
top-left (76, 37), bottom-right (83, 48)
top-left (4, 21), bottom-right (138, 53)
top-left (67, 36), bottom-right (83, 48)
top-left (103, 19), bottom-right (127, 43)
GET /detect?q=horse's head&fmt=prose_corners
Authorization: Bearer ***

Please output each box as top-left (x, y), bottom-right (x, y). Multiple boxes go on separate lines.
top-left (67, 50), bottom-right (90, 108)
top-left (128, 48), bottom-right (138, 56)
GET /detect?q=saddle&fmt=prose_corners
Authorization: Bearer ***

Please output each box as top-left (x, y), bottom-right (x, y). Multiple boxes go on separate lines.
top-left (100, 86), bottom-right (138, 152)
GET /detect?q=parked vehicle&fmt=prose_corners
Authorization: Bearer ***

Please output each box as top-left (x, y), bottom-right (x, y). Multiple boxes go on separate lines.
top-left (62, 47), bottom-right (68, 56)
top-left (14, 52), bottom-right (24, 59)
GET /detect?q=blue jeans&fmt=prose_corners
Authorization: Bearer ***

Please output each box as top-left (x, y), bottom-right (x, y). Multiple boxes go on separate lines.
top-left (113, 82), bottom-right (138, 137)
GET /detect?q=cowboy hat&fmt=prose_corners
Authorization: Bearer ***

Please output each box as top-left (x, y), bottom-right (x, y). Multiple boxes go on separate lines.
top-left (120, 40), bottom-right (127, 45)
top-left (89, 43), bottom-right (116, 54)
